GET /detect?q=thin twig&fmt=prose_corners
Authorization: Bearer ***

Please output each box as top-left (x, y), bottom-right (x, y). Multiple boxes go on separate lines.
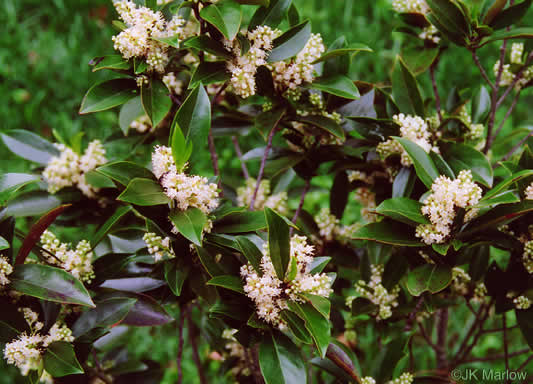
top-left (207, 129), bottom-right (220, 179)
top-left (404, 296), bottom-right (425, 332)
top-left (496, 51), bottom-right (533, 109)
top-left (429, 61), bottom-right (442, 122)
top-left (291, 179), bottom-right (311, 225)
top-left (484, 41), bottom-right (507, 153)
top-left (455, 299), bottom-right (494, 366)
top-left (492, 90), bottom-right (521, 142)
top-left (176, 306), bottom-right (187, 384)
top-left (453, 302), bottom-right (486, 364)
top-left (503, 314), bottom-right (510, 383)
top-left (503, 131), bottom-right (533, 161)
top-left (471, 50), bottom-right (495, 90)
top-left (186, 307), bottom-right (207, 384)
top-left (517, 354), bottom-right (533, 372)
top-left (461, 348), bottom-right (530, 363)
top-left (482, 324), bottom-right (519, 333)
top-left (417, 322), bottom-right (439, 352)
top-left (436, 308), bottom-right (448, 370)
top-left (232, 136), bottom-right (249, 179)
top-left (250, 124), bottom-right (279, 210)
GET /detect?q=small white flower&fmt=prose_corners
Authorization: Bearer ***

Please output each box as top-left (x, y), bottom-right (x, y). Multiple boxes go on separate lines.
top-left (388, 372), bottom-right (414, 384)
top-left (510, 43), bottom-right (524, 65)
top-left (525, 182), bottom-right (533, 200)
top-left (514, 295), bottom-right (532, 310)
top-left (392, 0), bottom-right (429, 13)
top-left (236, 178), bottom-right (288, 214)
top-left (144, 232), bottom-right (175, 262)
top-left (0, 256), bottom-right (13, 286)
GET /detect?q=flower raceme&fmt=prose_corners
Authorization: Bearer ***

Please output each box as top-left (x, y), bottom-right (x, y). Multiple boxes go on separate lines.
top-left (236, 178), bottom-right (288, 214)
top-left (416, 170), bottom-right (482, 245)
top-left (0, 255), bottom-right (13, 286)
top-left (240, 235), bottom-right (333, 329)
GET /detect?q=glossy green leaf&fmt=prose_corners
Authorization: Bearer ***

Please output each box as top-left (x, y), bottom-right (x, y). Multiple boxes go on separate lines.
top-left (236, 0), bottom-right (269, 5)
top-left (171, 122), bottom-right (193, 171)
top-left (169, 207), bottom-right (207, 246)
top-left (5, 191), bottom-right (61, 218)
top-left (200, 1), bottom-right (242, 40)
top-left (297, 115), bottom-right (345, 140)
top-left (0, 236), bottom-right (8, 251)
top-left (516, 307), bottom-right (533, 350)
top-left (119, 96), bottom-right (144, 135)
top-left (300, 293), bottom-right (330, 318)
top-left (118, 178), bottom-right (171, 206)
top-left (392, 56), bottom-right (425, 117)
top-left (214, 211), bottom-right (267, 233)
top-left (11, 264), bottom-right (95, 307)
top-left (313, 43), bottom-right (372, 64)
top-left (268, 20), bottom-right (311, 62)
top-left (351, 220), bottom-right (423, 246)
top-left (309, 257), bottom-right (331, 274)
top-left (281, 310), bottom-right (313, 343)
top-left (96, 161), bottom-right (154, 186)
top-left (351, 297), bottom-right (378, 316)
top-left (117, 293), bottom-right (173, 326)
top-left (207, 275), bottom-right (245, 294)
top-left (375, 197), bottom-right (430, 225)
top-left (395, 137), bottom-right (439, 188)
top-left (91, 205), bottom-right (133, 246)
top-left (474, 190), bottom-right (520, 209)
top-left (425, 0), bottom-right (470, 45)
top-left (309, 76), bottom-right (360, 99)
top-left (392, 167), bottom-right (416, 198)
top-left (430, 151), bottom-right (456, 179)
top-left (236, 236), bottom-right (263, 274)
top-left (288, 301), bottom-right (331, 357)
top-left (265, 207), bottom-right (291, 280)
top-left (406, 264), bottom-right (452, 296)
top-left (72, 298), bottom-right (137, 337)
top-left (1, 130), bottom-right (59, 165)
top-left (483, 169), bottom-right (533, 200)
top-left (443, 143), bottom-right (493, 187)
top-left (471, 85), bottom-right (490, 124)
top-left (0, 173), bottom-right (40, 203)
top-left (164, 259), bottom-right (190, 296)
top-left (479, 27), bottom-right (533, 46)
top-left (183, 36), bottom-right (232, 59)
top-left (401, 47), bottom-right (439, 75)
top-left (249, 0), bottom-right (292, 28)
top-left (141, 78), bottom-right (172, 128)
top-left (259, 331), bottom-right (306, 384)
top-left (195, 245), bottom-right (226, 277)
top-left (79, 78), bottom-right (137, 114)
top-left (100, 277), bottom-right (165, 293)
top-left (171, 84), bottom-right (211, 165)
top-left (189, 61), bottom-right (231, 89)
top-left (43, 341), bottom-right (84, 377)
top-left (491, 0), bottom-right (532, 29)
top-left (91, 55), bottom-right (130, 72)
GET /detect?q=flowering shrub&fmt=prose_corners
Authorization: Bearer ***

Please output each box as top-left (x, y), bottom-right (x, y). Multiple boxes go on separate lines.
top-left (0, 0), bottom-right (532, 383)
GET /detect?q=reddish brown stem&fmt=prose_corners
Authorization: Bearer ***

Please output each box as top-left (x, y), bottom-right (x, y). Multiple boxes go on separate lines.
top-left (250, 124), bottom-right (279, 210)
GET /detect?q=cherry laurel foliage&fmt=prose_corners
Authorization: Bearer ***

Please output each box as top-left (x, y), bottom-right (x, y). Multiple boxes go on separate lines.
top-left (0, 0), bottom-right (533, 383)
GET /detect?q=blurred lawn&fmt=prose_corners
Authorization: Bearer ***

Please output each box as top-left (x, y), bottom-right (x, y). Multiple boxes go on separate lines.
top-left (0, 0), bottom-right (532, 382)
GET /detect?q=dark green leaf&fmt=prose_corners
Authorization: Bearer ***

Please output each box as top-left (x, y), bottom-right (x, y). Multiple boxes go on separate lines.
top-left (478, 27), bottom-right (533, 46)
top-left (141, 78), bottom-right (172, 128)
top-left (183, 36), bottom-right (232, 59)
top-left (268, 21), bottom-right (311, 62)
top-left (236, 236), bottom-right (263, 274)
top-left (395, 137), bottom-right (439, 188)
top-left (309, 76), bottom-right (360, 100)
top-left (375, 197), bottom-right (430, 225)
top-left (91, 55), bottom-right (130, 72)
top-left (265, 207), bottom-right (291, 280)
top-left (0, 173), bottom-right (40, 203)
top-left (195, 245), bottom-right (226, 276)
top-left (119, 96), bottom-right (144, 136)
top-left (516, 307), bottom-right (533, 350)
top-left (207, 275), bottom-right (245, 293)
top-left (351, 297), bottom-right (378, 316)
top-left (297, 115), bottom-right (345, 140)
top-left (313, 43), bottom-right (372, 64)
top-left (351, 220), bottom-right (423, 246)
top-left (169, 207), bottom-right (207, 246)
top-left (118, 178), bottom-right (171, 206)
top-left (0, 236), bottom-right (8, 251)
top-left (249, 0), bottom-right (292, 28)
top-left (164, 259), bottom-right (190, 296)
top-left (426, 0), bottom-right (470, 45)
top-left (406, 264), bottom-right (452, 296)
top-left (471, 85), bottom-right (490, 124)
top-left (96, 161), bottom-right (154, 186)
top-left (288, 301), bottom-right (330, 357)
top-left (1, 130), bottom-right (59, 165)
top-left (119, 293), bottom-right (173, 326)
top-left (200, 1), bottom-right (242, 40)
top-left (392, 167), bottom-right (416, 198)
top-left (430, 151), bottom-right (456, 179)
top-left (483, 169), bottom-right (533, 200)
top-left (11, 264), bottom-right (95, 307)
top-left (5, 191), bottom-right (61, 218)
top-left (401, 47), bottom-right (439, 75)
top-left (281, 310), bottom-right (313, 343)
top-left (171, 121), bottom-right (193, 171)
top-left (259, 331), bottom-right (306, 384)
top-left (43, 341), bottom-right (84, 377)
top-left (72, 298), bottom-right (137, 337)
top-left (214, 211), bottom-right (267, 233)
top-left (392, 56), bottom-right (425, 117)
top-left (79, 78), bottom-right (137, 114)
top-left (189, 61), bottom-right (231, 89)
top-left (235, 0), bottom-right (269, 5)
top-left (443, 143), bottom-right (493, 187)
top-left (91, 205), bottom-right (133, 246)
top-left (491, 0), bottom-right (532, 29)
top-left (330, 171), bottom-right (349, 218)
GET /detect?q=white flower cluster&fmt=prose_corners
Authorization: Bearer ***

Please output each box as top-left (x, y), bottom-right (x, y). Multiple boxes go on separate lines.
top-left (152, 146), bottom-right (219, 235)
top-left (112, 0), bottom-right (186, 72)
top-left (377, 114), bottom-right (437, 166)
top-left (130, 114), bottom-right (152, 133)
top-left (351, 264), bottom-right (400, 320)
top-left (514, 295), bottom-right (532, 310)
top-left (416, 170), bottom-right (482, 244)
top-left (221, 329), bottom-right (250, 377)
top-left (40, 230), bottom-right (95, 283)
top-left (523, 241), bottom-right (533, 274)
top-left (315, 207), bottom-right (360, 243)
top-left (3, 309), bottom-right (74, 376)
top-left (163, 72), bottom-right (183, 95)
top-left (240, 235), bottom-right (332, 329)
top-left (143, 232), bottom-right (175, 262)
top-left (387, 372), bottom-right (414, 384)
top-left (494, 59), bottom-right (533, 90)
top-left (362, 378), bottom-right (376, 384)
top-left (355, 187), bottom-right (377, 222)
top-left (43, 140), bottom-right (106, 198)
top-left (227, 26), bottom-right (281, 98)
top-left (392, 0), bottom-right (429, 13)
top-left (236, 178), bottom-right (288, 215)
top-left (472, 282), bottom-right (487, 303)
top-left (451, 267), bottom-right (471, 295)
top-left (0, 255), bottom-right (13, 286)
top-left (269, 33), bottom-right (325, 93)
top-left (419, 25), bottom-right (440, 44)
top-left (511, 43), bottom-right (524, 65)
top-left (457, 105), bottom-right (484, 142)
top-left (525, 182), bottom-right (533, 200)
